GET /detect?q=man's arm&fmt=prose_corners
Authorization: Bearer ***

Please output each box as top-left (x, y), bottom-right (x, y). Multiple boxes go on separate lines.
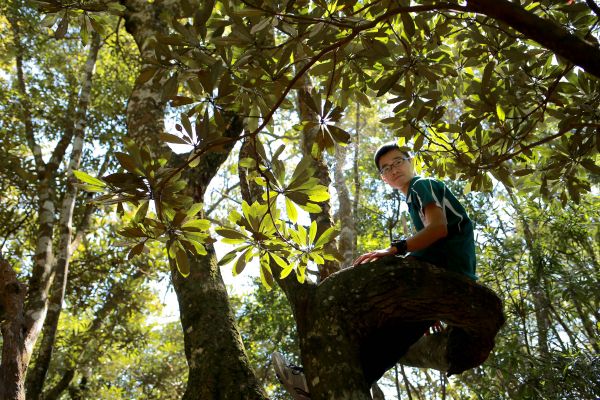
top-left (406, 203), bottom-right (448, 252)
top-left (352, 203), bottom-right (448, 265)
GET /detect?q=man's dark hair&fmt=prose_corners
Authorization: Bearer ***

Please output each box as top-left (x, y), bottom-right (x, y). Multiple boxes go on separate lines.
top-left (374, 142), bottom-right (411, 170)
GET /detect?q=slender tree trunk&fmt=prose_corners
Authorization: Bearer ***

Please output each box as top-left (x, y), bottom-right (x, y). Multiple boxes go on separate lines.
top-left (333, 143), bottom-right (356, 268)
top-left (352, 103), bottom-right (361, 253)
top-left (297, 89), bottom-right (338, 280)
top-left (40, 269), bottom-right (145, 400)
top-left (505, 190), bottom-right (550, 357)
top-left (1, 12), bottom-right (70, 399)
top-left (26, 32), bottom-right (101, 399)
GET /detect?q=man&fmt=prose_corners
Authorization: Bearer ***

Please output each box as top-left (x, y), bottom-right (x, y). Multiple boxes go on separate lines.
top-left (274, 142), bottom-right (477, 398)
top-left (353, 142), bottom-right (477, 280)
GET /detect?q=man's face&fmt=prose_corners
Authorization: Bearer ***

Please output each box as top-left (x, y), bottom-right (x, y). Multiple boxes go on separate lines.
top-left (378, 149), bottom-right (414, 191)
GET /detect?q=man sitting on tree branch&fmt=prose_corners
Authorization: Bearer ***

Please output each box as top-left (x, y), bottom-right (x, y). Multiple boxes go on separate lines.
top-left (274, 142), bottom-right (478, 399)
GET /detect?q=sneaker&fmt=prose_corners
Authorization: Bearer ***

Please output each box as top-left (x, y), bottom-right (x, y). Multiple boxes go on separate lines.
top-left (271, 351), bottom-right (311, 399)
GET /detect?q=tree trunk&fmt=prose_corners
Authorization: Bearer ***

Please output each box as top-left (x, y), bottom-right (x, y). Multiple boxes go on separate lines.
top-left (122, 3), bottom-right (266, 396)
top-left (0, 258), bottom-right (28, 400)
top-left (171, 246), bottom-right (267, 399)
top-left (168, 114), bottom-right (267, 399)
top-left (2, 11), bottom-right (73, 399)
top-left (296, 257), bottom-right (504, 399)
top-left (334, 143), bottom-right (356, 268)
top-left (505, 189), bottom-right (550, 356)
top-left (26, 31), bottom-right (101, 399)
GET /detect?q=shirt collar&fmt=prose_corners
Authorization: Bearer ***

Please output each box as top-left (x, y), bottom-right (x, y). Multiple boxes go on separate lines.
top-left (405, 176), bottom-right (421, 203)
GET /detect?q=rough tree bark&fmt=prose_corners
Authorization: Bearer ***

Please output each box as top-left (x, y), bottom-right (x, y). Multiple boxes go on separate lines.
top-left (122, 2), bottom-right (267, 398)
top-left (295, 257), bottom-right (504, 400)
top-left (0, 257), bottom-right (28, 400)
top-left (170, 118), bottom-right (268, 400)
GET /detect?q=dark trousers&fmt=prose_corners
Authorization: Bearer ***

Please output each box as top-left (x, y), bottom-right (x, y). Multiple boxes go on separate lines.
top-left (359, 255), bottom-right (439, 385)
top-left (359, 319), bottom-right (434, 385)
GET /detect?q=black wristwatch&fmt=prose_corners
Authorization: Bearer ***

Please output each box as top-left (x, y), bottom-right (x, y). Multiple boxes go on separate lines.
top-left (391, 239), bottom-right (408, 256)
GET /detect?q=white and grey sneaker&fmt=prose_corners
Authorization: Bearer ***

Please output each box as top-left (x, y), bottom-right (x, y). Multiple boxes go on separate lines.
top-left (272, 351), bottom-right (310, 400)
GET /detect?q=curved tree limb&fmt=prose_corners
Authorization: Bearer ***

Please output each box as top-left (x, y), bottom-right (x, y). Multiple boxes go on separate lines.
top-left (467, 0), bottom-right (600, 78)
top-left (296, 256), bottom-right (504, 399)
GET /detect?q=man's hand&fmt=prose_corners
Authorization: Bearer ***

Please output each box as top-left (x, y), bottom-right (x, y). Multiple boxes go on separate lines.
top-left (352, 247), bottom-right (398, 266)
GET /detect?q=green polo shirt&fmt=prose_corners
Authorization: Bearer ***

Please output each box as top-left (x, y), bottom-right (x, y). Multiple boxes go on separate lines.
top-left (405, 176), bottom-right (477, 280)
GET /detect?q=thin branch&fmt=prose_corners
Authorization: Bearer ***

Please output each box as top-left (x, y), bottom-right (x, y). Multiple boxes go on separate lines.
top-left (585, 0), bottom-right (600, 18)
top-left (8, 13), bottom-right (44, 169)
top-left (205, 182), bottom-right (241, 215)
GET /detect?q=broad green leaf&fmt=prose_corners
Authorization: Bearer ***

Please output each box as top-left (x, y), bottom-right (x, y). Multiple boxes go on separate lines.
top-left (377, 71), bottom-right (402, 97)
top-left (218, 247), bottom-right (248, 266)
top-left (307, 186), bottom-right (331, 202)
top-left (310, 252), bottom-right (325, 264)
top-left (308, 221), bottom-right (317, 244)
top-left (298, 202), bottom-right (322, 213)
top-left (280, 263), bottom-right (294, 279)
top-left (216, 228), bottom-right (248, 240)
top-left (315, 227), bottom-right (339, 248)
top-left (186, 203), bottom-right (204, 218)
top-left (175, 246), bottom-right (190, 277)
top-left (296, 265), bottom-right (306, 284)
top-left (496, 104), bottom-right (506, 122)
top-left (160, 133), bottom-right (189, 145)
top-left (297, 225), bottom-right (307, 247)
top-left (270, 253), bottom-right (288, 270)
top-left (73, 170), bottom-right (106, 187)
top-left (187, 239), bottom-right (207, 255)
top-left (133, 201), bottom-right (149, 223)
top-left (115, 152), bottom-right (140, 175)
top-left (401, 12), bottom-right (415, 37)
top-left (127, 242), bottom-right (145, 260)
top-left (120, 226), bottom-right (146, 238)
top-left (161, 74), bottom-right (179, 102)
top-left (233, 248), bottom-right (251, 276)
top-left (182, 219), bottom-right (210, 231)
top-left (354, 90), bottom-right (372, 108)
top-left (259, 258), bottom-right (274, 290)
top-left (283, 196), bottom-right (298, 223)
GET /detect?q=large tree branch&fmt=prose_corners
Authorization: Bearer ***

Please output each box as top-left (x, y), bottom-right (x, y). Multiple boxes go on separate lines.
top-left (467, 0), bottom-right (600, 78)
top-left (299, 257), bottom-right (504, 397)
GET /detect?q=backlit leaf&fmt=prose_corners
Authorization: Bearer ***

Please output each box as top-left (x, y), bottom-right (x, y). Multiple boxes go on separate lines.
top-left (73, 170), bottom-right (106, 188)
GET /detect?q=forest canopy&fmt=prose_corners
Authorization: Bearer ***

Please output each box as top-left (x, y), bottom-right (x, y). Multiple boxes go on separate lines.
top-left (1, 0), bottom-right (599, 399)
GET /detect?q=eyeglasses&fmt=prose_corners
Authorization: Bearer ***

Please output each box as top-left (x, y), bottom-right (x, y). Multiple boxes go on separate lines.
top-left (379, 158), bottom-right (410, 176)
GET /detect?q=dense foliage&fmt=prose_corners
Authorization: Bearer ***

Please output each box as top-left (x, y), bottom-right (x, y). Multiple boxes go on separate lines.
top-left (1, 0), bottom-right (598, 398)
